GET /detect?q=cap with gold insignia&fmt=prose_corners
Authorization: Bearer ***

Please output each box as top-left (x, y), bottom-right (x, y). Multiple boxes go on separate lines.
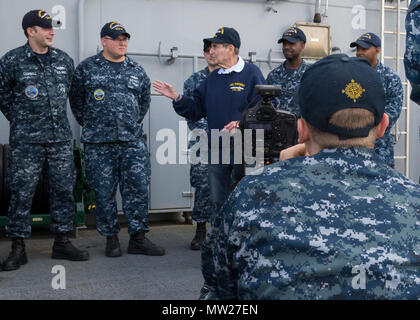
top-left (298, 54), bottom-right (385, 138)
top-left (203, 27), bottom-right (241, 48)
top-left (100, 22), bottom-right (131, 39)
top-left (22, 10), bottom-right (53, 30)
top-left (278, 26), bottom-right (306, 44)
top-left (350, 32), bottom-right (381, 48)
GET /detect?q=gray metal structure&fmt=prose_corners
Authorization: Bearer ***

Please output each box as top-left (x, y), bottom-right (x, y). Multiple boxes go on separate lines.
top-left (0, 0), bottom-right (419, 215)
top-left (380, 0), bottom-right (412, 177)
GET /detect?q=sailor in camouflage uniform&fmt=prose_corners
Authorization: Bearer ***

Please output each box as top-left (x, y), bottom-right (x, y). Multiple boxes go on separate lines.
top-left (350, 33), bottom-right (403, 168)
top-left (69, 22), bottom-right (165, 257)
top-left (404, 0), bottom-right (420, 103)
top-left (201, 54), bottom-right (420, 300)
top-left (183, 40), bottom-right (217, 250)
top-left (266, 27), bottom-right (309, 117)
top-left (0, 10), bottom-right (89, 271)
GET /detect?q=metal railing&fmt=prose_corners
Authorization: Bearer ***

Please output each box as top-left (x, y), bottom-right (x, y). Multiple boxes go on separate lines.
top-left (380, 0), bottom-right (411, 176)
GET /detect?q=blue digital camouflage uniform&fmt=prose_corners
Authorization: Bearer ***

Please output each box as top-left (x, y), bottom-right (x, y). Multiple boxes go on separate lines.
top-left (0, 43), bottom-right (76, 238)
top-left (183, 67), bottom-right (213, 223)
top-left (69, 52), bottom-right (151, 236)
top-left (405, 0), bottom-right (420, 85)
top-left (202, 147), bottom-right (420, 299)
top-left (374, 62), bottom-right (403, 168)
top-left (266, 60), bottom-right (309, 117)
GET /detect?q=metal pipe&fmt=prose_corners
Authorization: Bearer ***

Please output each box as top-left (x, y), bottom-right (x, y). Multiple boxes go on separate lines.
top-left (78, 0), bottom-right (85, 64)
top-left (193, 56), bottom-right (198, 73)
top-left (397, 0), bottom-right (401, 75)
top-left (314, 0), bottom-right (322, 23)
top-left (127, 50), bottom-right (290, 66)
top-left (323, 0), bottom-right (329, 20)
top-left (394, 0), bottom-right (402, 153)
top-left (381, 0), bottom-right (385, 64)
top-left (128, 52), bottom-right (201, 59)
top-left (74, 0), bottom-right (87, 142)
top-left (406, 84), bottom-right (411, 177)
top-left (405, 0), bottom-right (411, 176)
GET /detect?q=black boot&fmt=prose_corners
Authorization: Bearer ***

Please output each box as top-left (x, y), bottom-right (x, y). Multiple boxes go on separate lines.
top-left (2, 238), bottom-right (28, 271)
top-left (52, 232), bottom-right (90, 261)
top-left (127, 231), bottom-right (165, 256)
top-left (190, 222), bottom-right (207, 250)
top-left (106, 234), bottom-right (122, 257)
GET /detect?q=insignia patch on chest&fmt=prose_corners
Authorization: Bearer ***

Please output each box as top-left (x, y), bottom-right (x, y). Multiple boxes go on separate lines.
top-left (229, 82), bottom-right (245, 92)
top-left (25, 86), bottom-right (39, 99)
top-left (55, 66), bottom-right (67, 75)
top-left (94, 89), bottom-right (105, 101)
top-left (128, 76), bottom-right (139, 88)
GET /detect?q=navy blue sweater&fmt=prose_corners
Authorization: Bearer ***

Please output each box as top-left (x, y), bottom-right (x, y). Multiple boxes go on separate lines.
top-left (173, 62), bottom-right (266, 131)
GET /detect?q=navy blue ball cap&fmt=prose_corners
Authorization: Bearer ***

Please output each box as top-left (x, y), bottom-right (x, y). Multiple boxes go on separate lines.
top-left (298, 54), bottom-right (385, 138)
top-left (350, 32), bottom-right (381, 48)
top-left (204, 27), bottom-right (241, 48)
top-left (101, 22), bottom-right (130, 39)
top-left (22, 10), bottom-right (53, 30)
top-left (278, 26), bottom-right (306, 44)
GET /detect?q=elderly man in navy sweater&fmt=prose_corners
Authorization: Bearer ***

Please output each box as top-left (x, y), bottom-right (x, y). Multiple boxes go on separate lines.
top-left (153, 27), bottom-right (265, 215)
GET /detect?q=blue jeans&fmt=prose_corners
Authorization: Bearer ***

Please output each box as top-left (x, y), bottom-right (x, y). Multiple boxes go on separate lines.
top-left (208, 163), bottom-right (236, 213)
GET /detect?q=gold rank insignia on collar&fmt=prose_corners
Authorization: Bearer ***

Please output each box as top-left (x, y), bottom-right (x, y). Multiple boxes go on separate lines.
top-left (342, 79), bottom-right (366, 103)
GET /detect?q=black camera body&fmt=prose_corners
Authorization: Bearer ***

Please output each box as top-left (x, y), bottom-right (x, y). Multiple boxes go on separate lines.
top-left (239, 85), bottom-right (299, 164)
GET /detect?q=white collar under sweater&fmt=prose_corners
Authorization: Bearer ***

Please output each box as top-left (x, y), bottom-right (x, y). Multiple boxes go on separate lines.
top-left (218, 56), bottom-right (245, 74)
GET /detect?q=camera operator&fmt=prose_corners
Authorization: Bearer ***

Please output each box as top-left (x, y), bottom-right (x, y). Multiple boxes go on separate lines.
top-left (234, 85), bottom-right (298, 182)
top-left (405, 0), bottom-right (420, 103)
top-left (201, 54), bottom-right (420, 300)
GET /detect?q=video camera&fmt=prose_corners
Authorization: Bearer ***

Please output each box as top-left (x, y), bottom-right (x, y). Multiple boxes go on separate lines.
top-left (235, 85), bottom-right (298, 181)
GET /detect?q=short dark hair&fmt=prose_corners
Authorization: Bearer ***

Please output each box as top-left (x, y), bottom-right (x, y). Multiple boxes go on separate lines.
top-left (307, 108), bottom-right (377, 148)
top-left (24, 26), bottom-right (38, 39)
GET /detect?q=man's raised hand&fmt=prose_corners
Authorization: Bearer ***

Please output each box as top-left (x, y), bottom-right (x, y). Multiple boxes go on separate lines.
top-left (152, 80), bottom-right (179, 101)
